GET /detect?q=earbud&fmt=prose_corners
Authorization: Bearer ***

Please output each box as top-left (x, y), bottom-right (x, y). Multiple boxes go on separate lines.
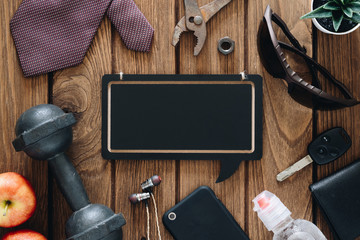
top-left (141, 175), bottom-right (162, 191)
top-left (129, 175), bottom-right (161, 204)
top-left (129, 192), bottom-right (150, 204)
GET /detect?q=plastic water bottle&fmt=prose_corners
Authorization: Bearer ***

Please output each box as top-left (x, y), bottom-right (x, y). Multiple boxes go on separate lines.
top-left (253, 191), bottom-right (327, 240)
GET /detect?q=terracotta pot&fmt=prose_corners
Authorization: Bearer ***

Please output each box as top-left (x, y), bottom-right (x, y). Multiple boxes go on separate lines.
top-left (311, 0), bottom-right (360, 35)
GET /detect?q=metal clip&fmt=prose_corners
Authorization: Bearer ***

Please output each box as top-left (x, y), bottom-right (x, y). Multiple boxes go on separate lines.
top-left (240, 70), bottom-right (247, 80)
top-left (119, 72), bottom-right (123, 80)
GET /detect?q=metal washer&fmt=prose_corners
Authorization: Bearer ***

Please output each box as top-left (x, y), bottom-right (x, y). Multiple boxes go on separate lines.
top-left (218, 37), bottom-right (235, 55)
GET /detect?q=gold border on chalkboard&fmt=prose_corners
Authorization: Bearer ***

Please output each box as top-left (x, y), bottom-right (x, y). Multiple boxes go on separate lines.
top-left (107, 81), bottom-right (255, 154)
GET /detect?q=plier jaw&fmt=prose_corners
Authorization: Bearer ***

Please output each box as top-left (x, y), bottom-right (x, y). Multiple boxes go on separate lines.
top-left (183, 0), bottom-right (207, 56)
top-left (172, 0), bottom-right (232, 56)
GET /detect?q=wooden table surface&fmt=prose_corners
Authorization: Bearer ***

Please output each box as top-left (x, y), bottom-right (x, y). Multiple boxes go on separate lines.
top-left (1, 0), bottom-right (359, 239)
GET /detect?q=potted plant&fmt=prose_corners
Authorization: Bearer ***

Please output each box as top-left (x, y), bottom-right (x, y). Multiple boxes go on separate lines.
top-left (301, 0), bottom-right (360, 35)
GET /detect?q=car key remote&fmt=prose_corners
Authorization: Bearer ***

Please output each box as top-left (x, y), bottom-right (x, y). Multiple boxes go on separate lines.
top-left (277, 127), bottom-right (351, 182)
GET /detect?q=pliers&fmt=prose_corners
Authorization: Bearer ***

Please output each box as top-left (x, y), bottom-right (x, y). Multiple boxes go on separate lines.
top-left (172, 0), bottom-right (232, 56)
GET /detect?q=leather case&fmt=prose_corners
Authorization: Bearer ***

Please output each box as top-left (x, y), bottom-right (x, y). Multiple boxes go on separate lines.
top-left (162, 186), bottom-right (249, 240)
top-left (309, 159), bottom-right (360, 240)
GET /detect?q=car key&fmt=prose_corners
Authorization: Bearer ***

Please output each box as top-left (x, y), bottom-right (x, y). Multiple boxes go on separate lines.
top-left (277, 127), bottom-right (351, 182)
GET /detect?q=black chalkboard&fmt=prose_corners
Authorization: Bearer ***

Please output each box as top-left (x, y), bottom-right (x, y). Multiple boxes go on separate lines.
top-left (102, 74), bottom-right (262, 182)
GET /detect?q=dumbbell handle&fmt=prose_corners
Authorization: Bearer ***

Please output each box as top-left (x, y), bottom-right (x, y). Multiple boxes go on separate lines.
top-left (48, 152), bottom-right (90, 212)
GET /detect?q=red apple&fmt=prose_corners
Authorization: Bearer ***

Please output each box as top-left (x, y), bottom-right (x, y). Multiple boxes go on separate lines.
top-left (1, 229), bottom-right (46, 240)
top-left (0, 172), bottom-right (36, 228)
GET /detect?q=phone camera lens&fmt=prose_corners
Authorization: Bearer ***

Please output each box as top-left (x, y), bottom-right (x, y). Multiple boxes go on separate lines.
top-left (168, 212), bottom-right (176, 221)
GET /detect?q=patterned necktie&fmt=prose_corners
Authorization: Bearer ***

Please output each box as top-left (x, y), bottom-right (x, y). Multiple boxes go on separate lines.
top-left (10, 0), bottom-right (154, 77)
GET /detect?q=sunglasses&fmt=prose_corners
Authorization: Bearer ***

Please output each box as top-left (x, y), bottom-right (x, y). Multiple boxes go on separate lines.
top-left (258, 5), bottom-right (359, 109)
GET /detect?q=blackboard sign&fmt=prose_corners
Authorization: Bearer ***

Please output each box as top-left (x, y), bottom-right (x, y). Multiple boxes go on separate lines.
top-left (102, 74), bottom-right (262, 182)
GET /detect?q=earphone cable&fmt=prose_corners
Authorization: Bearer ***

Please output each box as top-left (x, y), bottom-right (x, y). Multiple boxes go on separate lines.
top-left (150, 192), bottom-right (162, 240)
top-left (146, 201), bottom-right (150, 240)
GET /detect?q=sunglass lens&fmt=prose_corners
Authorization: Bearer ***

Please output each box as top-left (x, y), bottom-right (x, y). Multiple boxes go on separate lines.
top-left (287, 83), bottom-right (314, 108)
top-left (257, 20), bottom-right (286, 79)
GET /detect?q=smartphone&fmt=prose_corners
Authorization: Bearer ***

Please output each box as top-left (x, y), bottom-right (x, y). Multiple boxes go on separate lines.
top-left (162, 186), bottom-right (249, 240)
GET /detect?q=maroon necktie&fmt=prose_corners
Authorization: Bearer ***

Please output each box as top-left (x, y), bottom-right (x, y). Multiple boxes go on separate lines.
top-left (10, 0), bottom-right (154, 77)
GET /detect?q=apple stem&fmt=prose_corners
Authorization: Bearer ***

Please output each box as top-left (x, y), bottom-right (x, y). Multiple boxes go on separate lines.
top-left (3, 201), bottom-right (10, 216)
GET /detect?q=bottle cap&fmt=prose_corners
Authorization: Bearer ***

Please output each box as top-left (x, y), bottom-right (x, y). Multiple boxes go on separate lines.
top-left (252, 190), bottom-right (291, 231)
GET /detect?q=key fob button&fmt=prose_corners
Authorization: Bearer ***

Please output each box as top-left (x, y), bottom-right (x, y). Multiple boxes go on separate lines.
top-left (321, 136), bottom-right (331, 143)
top-left (330, 151), bottom-right (339, 157)
top-left (317, 147), bottom-right (327, 157)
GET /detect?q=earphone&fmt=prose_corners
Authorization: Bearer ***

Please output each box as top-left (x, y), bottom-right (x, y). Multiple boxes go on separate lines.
top-left (129, 192), bottom-right (150, 204)
top-left (129, 175), bottom-right (161, 204)
top-left (141, 175), bottom-right (162, 190)
top-left (129, 175), bottom-right (162, 240)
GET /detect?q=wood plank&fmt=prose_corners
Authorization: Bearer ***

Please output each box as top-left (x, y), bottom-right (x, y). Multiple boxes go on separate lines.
top-left (0, 0), bottom-right (48, 237)
top-left (246, 0), bottom-right (313, 239)
top-left (177, 0), bottom-right (248, 236)
top-left (111, 0), bottom-right (177, 239)
top-left (315, 29), bottom-right (360, 240)
top-left (51, 18), bottom-right (113, 239)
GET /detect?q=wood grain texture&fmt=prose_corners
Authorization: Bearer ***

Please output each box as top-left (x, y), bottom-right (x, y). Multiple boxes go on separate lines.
top-left (111, 1), bottom-right (176, 239)
top-left (177, 0), bottom-right (248, 236)
top-left (246, 0), bottom-right (313, 239)
top-left (315, 29), bottom-right (360, 240)
top-left (0, 0), bottom-right (48, 237)
top-left (51, 18), bottom-right (113, 239)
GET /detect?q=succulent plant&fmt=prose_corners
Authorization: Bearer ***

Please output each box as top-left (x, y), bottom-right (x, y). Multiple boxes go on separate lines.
top-left (301, 0), bottom-right (360, 31)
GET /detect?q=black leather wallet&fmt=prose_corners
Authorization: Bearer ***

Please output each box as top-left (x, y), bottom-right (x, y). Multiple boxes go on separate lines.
top-left (310, 159), bottom-right (360, 240)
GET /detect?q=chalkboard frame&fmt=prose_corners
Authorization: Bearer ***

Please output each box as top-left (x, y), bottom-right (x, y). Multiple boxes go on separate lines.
top-left (101, 74), bottom-right (262, 163)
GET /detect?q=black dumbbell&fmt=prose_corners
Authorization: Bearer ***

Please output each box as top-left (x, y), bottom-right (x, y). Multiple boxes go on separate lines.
top-left (12, 104), bottom-right (125, 240)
